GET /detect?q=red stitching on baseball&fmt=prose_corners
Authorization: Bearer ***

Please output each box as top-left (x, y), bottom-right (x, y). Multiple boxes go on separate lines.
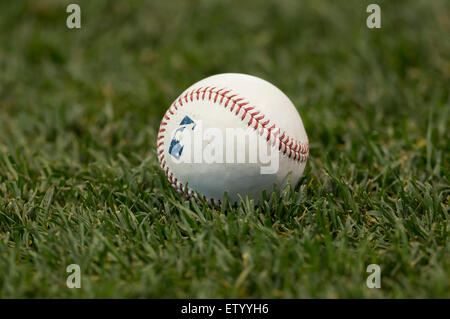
top-left (220, 90), bottom-right (231, 104)
top-left (195, 87), bottom-right (202, 100)
top-left (202, 87), bottom-right (209, 100)
top-left (228, 95), bottom-right (238, 109)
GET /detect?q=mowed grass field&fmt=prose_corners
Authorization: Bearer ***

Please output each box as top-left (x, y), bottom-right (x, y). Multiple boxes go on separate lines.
top-left (0, 0), bottom-right (449, 298)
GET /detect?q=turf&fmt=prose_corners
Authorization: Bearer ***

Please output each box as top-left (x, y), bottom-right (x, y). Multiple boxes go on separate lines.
top-left (0, 0), bottom-right (448, 298)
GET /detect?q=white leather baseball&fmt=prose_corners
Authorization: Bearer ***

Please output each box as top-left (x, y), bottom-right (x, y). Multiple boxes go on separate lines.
top-left (157, 73), bottom-right (309, 205)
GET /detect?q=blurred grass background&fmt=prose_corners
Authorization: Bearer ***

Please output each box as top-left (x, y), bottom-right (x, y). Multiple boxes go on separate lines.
top-left (0, 0), bottom-right (448, 297)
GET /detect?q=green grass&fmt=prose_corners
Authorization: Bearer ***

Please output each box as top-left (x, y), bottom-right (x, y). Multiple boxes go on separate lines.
top-left (0, 0), bottom-right (449, 298)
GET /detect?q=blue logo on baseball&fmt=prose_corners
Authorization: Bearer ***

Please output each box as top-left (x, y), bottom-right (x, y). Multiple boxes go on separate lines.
top-left (169, 116), bottom-right (197, 160)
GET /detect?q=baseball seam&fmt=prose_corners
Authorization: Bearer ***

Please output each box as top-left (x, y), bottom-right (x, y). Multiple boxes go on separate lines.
top-left (156, 86), bottom-right (309, 205)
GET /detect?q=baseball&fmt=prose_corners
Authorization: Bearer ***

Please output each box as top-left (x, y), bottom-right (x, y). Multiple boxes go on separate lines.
top-left (157, 73), bottom-right (309, 205)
